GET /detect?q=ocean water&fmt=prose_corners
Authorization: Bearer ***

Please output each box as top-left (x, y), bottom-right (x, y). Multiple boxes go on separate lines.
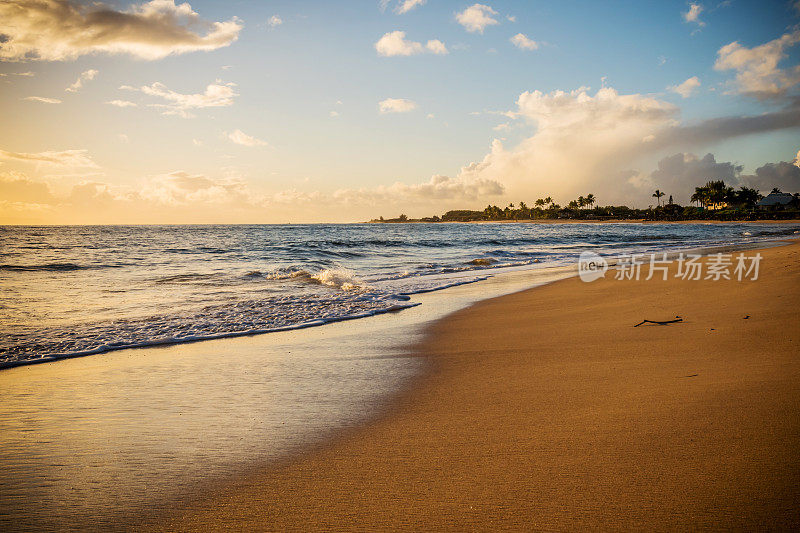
top-left (1, 222), bottom-right (798, 367)
top-left (1, 221), bottom-right (799, 530)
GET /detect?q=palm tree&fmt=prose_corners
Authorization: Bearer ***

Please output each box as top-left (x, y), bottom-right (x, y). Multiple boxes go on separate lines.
top-left (652, 189), bottom-right (665, 207)
top-left (691, 186), bottom-right (707, 207)
top-left (534, 198), bottom-right (545, 209)
top-left (705, 180), bottom-right (734, 209)
top-left (544, 196), bottom-right (553, 208)
top-left (733, 186), bottom-right (762, 208)
top-left (577, 196), bottom-right (586, 209)
top-left (585, 193), bottom-right (596, 209)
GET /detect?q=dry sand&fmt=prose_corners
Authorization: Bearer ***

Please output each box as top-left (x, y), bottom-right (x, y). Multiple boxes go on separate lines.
top-left (163, 241), bottom-right (800, 531)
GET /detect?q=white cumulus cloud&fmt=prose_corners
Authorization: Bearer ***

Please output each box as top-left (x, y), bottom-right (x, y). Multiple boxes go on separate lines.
top-left (226, 129), bottom-right (268, 147)
top-left (425, 39), bottom-right (449, 55)
top-left (65, 69), bottom-right (98, 92)
top-left (456, 4), bottom-right (499, 34)
top-left (395, 0), bottom-right (426, 14)
top-left (379, 98), bottom-right (417, 114)
top-left (668, 76), bottom-right (701, 98)
top-left (510, 33), bottom-right (538, 50)
top-left (444, 84), bottom-right (800, 208)
top-left (375, 31), bottom-right (448, 56)
top-left (714, 30), bottom-right (800, 99)
top-left (682, 3), bottom-right (705, 28)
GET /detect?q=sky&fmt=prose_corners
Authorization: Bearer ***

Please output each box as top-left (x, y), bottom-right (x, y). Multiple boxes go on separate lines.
top-left (1, 0), bottom-right (799, 224)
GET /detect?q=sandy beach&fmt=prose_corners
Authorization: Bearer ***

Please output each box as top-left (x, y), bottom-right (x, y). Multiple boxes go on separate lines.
top-left (160, 240), bottom-right (800, 531)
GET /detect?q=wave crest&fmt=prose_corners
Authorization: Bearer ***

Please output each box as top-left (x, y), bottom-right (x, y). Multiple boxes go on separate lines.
top-left (266, 267), bottom-right (364, 290)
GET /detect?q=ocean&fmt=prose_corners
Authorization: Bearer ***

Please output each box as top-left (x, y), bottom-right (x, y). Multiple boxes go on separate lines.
top-left (2, 221), bottom-right (800, 529)
top-left (2, 222), bottom-right (798, 368)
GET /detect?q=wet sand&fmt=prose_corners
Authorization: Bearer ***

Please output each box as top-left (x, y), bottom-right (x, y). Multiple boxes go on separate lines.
top-left (164, 241), bottom-right (800, 530)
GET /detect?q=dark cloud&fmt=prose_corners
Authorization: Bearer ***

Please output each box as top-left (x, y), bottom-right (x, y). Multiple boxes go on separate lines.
top-left (649, 153), bottom-right (742, 198)
top-left (654, 104), bottom-right (800, 150)
top-left (741, 161), bottom-right (800, 193)
top-left (0, 0), bottom-right (242, 61)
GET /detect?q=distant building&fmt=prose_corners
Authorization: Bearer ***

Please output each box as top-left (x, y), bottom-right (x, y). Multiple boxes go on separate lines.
top-left (757, 191), bottom-right (795, 209)
top-left (706, 201), bottom-right (728, 210)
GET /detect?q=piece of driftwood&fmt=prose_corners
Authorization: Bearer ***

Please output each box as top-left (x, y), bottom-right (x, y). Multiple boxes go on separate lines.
top-left (633, 316), bottom-right (683, 327)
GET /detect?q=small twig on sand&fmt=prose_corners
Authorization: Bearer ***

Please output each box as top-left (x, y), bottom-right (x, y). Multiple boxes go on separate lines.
top-left (633, 316), bottom-right (683, 327)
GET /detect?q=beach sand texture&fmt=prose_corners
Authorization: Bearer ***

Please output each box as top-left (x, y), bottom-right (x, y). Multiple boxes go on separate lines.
top-left (164, 241), bottom-right (800, 531)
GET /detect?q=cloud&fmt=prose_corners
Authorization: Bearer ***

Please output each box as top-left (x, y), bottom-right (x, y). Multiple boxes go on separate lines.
top-left (0, 0), bottom-right (241, 62)
top-left (23, 96), bottom-right (62, 104)
top-left (0, 71), bottom-right (35, 77)
top-left (714, 30), bottom-right (800, 99)
top-left (682, 3), bottom-right (705, 28)
top-left (668, 76), bottom-right (701, 98)
top-left (456, 4), bottom-right (499, 34)
top-left (644, 150), bottom-right (800, 198)
top-left (395, 0), bottom-right (426, 14)
top-left (375, 31), bottom-right (421, 56)
top-left (446, 87), bottom-right (677, 204)
top-left (123, 80), bottom-right (237, 117)
top-left (379, 98), bottom-right (417, 113)
top-left (226, 129), bottom-right (268, 147)
top-left (107, 99), bottom-right (137, 108)
top-left (329, 110), bottom-right (340, 117)
top-left (510, 33), bottom-right (538, 50)
top-left (375, 31), bottom-right (448, 56)
top-left (268, 15), bottom-right (282, 27)
top-left (425, 39), bottom-right (448, 55)
top-left (0, 168), bottom-right (278, 223)
top-left (740, 159), bottom-right (800, 192)
top-left (0, 171), bottom-right (56, 204)
top-left (441, 85), bottom-right (800, 207)
top-left (652, 103), bottom-right (800, 149)
top-left (0, 147), bottom-right (98, 167)
top-left (332, 174), bottom-right (504, 205)
top-left (65, 69), bottom-right (98, 92)
top-left (140, 170), bottom-right (253, 206)
top-left (642, 152), bottom-right (742, 199)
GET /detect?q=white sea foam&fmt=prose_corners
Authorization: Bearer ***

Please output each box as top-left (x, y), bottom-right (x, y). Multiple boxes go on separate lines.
top-left (2, 222), bottom-right (798, 367)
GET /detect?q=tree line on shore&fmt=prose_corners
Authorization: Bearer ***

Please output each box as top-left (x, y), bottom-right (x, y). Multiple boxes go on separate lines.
top-left (372, 180), bottom-right (800, 223)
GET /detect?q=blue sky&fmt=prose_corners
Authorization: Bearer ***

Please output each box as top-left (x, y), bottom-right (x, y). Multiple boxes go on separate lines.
top-left (1, 0), bottom-right (799, 223)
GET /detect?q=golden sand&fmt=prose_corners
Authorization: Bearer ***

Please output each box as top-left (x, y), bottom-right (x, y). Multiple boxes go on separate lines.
top-left (163, 241), bottom-right (800, 530)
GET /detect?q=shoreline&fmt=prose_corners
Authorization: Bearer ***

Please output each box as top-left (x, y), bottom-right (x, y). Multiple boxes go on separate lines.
top-left (3, 221), bottom-right (798, 372)
top-left (162, 239), bottom-right (800, 530)
top-left (370, 218), bottom-right (800, 224)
